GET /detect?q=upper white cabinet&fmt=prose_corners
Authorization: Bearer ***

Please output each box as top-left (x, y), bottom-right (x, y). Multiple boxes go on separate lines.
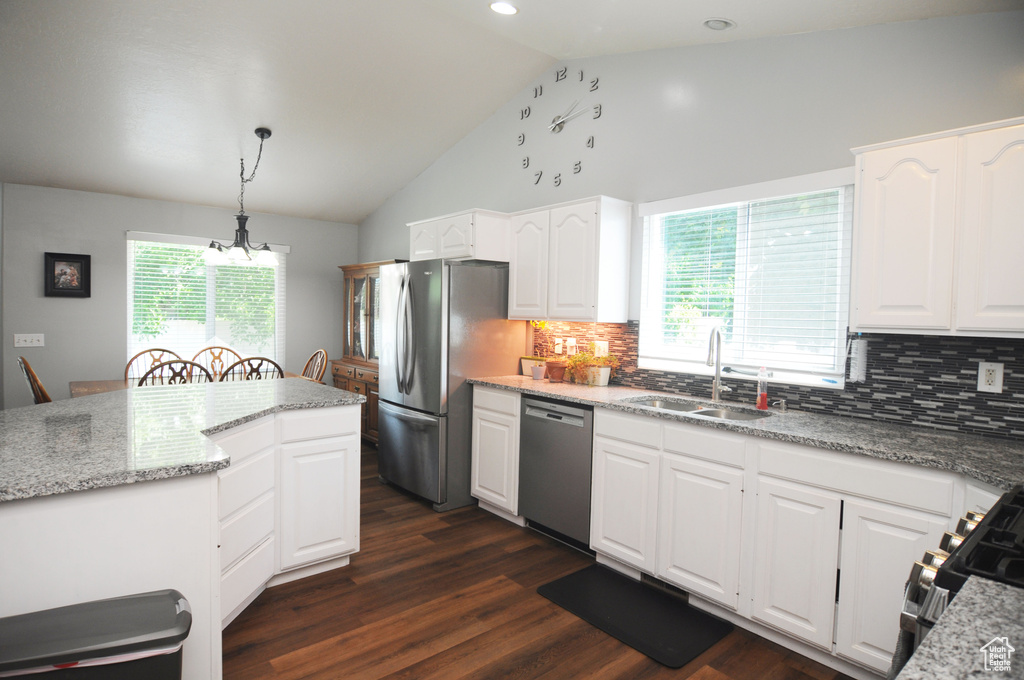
top-left (470, 386), bottom-right (521, 516)
top-left (408, 210), bottom-right (510, 262)
top-left (851, 117), bottom-right (1024, 335)
top-left (508, 196), bottom-right (631, 322)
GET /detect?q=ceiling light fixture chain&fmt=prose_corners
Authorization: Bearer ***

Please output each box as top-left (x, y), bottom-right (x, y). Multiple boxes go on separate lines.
top-left (237, 127), bottom-right (270, 216)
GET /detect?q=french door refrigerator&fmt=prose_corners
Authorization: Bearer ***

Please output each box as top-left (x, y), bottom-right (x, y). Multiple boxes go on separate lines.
top-left (378, 259), bottom-right (526, 511)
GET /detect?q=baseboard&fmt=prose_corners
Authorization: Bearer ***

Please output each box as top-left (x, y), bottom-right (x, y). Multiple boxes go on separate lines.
top-left (477, 499), bottom-right (526, 526)
top-left (268, 554), bottom-right (350, 588)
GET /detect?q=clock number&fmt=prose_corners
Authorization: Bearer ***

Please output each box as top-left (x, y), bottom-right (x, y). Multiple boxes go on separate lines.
top-left (573, 161), bottom-right (582, 174)
top-left (517, 133), bottom-right (525, 146)
top-left (534, 170), bottom-right (543, 185)
top-left (586, 136), bottom-right (595, 149)
top-left (590, 77), bottom-right (599, 92)
top-left (522, 156), bottom-right (529, 169)
top-left (520, 106), bottom-right (531, 120)
top-left (554, 173), bottom-right (562, 187)
top-left (593, 104), bottom-right (602, 119)
top-left (555, 67), bottom-right (567, 82)
top-left (533, 85), bottom-right (543, 98)
top-left (578, 69), bottom-right (585, 82)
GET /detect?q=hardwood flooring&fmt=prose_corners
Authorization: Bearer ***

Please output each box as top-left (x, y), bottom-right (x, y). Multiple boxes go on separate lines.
top-left (223, 444), bottom-right (855, 679)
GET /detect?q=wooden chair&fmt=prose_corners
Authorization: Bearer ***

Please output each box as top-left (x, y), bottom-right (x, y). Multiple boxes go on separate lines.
top-left (301, 349), bottom-right (328, 382)
top-left (191, 346), bottom-right (242, 380)
top-left (125, 348), bottom-right (182, 381)
top-left (18, 356), bottom-right (52, 404)
top-left (219, 357), bottom-right (285, 381)
top-left (137, 360), bottom-right (214, 386)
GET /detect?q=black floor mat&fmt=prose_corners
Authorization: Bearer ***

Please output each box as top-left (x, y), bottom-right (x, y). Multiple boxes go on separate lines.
top-left (537, 564), bottom-right (733, 668)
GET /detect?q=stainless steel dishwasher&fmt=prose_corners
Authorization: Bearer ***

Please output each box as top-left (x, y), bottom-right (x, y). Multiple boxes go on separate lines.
top-left (518, 396), bottom-right (594, 547)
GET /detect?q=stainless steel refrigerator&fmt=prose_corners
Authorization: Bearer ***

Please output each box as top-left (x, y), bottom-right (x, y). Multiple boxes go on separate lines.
top-left (378, 259), bottom-right (526, 511)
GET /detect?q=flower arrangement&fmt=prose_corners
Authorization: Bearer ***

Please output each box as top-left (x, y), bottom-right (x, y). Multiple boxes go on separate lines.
top-left (565, 343), bottom-right (621, 386)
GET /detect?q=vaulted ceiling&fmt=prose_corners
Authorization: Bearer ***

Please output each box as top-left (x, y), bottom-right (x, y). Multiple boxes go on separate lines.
top-left (1, 0), bottom-right (1020, 224)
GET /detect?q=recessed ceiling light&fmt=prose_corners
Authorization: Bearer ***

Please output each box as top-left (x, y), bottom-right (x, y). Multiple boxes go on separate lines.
top-left (490, 2), bottom-right (518, 15)
top-left (703, 18), bottom-right (736, 31)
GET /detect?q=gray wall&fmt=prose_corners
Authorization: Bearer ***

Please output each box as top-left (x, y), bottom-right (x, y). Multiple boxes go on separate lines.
top-left (2, 183), bottom-right (359, 407)
top-left (359, 11), bottom-right (1024, 317)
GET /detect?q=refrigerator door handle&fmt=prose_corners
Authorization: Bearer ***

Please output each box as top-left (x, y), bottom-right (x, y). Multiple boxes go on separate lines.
top-left (403, 277), bottom-right (416, 394)
top-left (395, 274), bottom-right (407, 393)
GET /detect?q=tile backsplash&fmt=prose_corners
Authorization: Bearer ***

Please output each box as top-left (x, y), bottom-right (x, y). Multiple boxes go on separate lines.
top-left (532, 321), bottom-right (1023, 440)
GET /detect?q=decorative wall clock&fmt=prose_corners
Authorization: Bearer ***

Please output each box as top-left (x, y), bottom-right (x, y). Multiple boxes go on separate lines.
top-left (516, 66), bottom-right (601, 187)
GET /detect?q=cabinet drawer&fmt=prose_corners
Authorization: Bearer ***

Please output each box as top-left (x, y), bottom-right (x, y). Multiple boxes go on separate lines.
top-left (332, 363), bottom-right (356, 379)
top-left (758, 441), bottom-right (955, 516)
top-left (210, 416), bottom-right (274, 463)
top-left (350, 381), bottom-right (366, 396)
top-left (221, 536), bottom-right (275, 622)
top-left (219, 448), bottom-right (275, 520)
top-left (595, 409), bottom-right (661, 449)
top-left (221, 492), bottom-right (274, 570)
top-left (355, 368), bottom-right (378, 384)
top-left (473, 386), bottom-right (519, 416)
top-left (279, 405), bottom-right (359, 442)
top-left (663, 421), bottom-right (746, 468)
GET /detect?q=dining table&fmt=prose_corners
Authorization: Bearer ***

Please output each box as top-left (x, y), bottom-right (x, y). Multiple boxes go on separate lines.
top-left (70, 372), bottom-right (310, 398)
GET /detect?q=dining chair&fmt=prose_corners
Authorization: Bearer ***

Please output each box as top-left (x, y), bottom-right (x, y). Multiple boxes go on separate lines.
top-left (18, 356), bottom-right (52, 404)
top-left (125, 348), bottom-right (183, 381)
top-left (219, 357), bottom-right (285, 381)
top-left (301, 349), bottom-right (328, 382)
top-left (137, 360), bottom-right (214, 386)
top-left (191, 346), bottom-right (242, 380)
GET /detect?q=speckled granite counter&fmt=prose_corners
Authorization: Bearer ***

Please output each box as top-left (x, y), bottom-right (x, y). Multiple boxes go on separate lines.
top-left (469, 376), bottom-right (1024, 490)
top-left (896, 577), bottom-right (1024, 679)
top-left (0, 378), bottom-right (363, 502)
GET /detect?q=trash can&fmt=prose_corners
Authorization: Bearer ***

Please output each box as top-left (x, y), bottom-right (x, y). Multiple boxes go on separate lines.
top-left (0, 589), bottom-right (191, 679)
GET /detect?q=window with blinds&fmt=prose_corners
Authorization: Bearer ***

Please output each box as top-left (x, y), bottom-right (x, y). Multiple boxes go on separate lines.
top-left (127, 233), bottom-right (286, 365)
top-left (639, 175), bottom-right (853, 388)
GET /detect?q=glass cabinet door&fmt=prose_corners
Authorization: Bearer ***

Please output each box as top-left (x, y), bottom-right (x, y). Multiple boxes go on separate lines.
top-left (351, 274), bottom-right (369, 362)
top-left (368, 273), bottom-right (382, 362)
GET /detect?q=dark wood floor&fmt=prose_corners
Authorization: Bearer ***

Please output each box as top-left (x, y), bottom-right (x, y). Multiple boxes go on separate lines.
top-left (223, 444), bottom-right (855, 679)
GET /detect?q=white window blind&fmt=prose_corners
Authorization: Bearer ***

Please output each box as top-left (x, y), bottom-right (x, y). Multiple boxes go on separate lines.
top-left (639, 180), bottom-right (853, 388)
top-left (127, 235), bottom-right (286, 364)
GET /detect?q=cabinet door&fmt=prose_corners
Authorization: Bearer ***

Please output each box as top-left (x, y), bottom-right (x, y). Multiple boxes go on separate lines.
top-left (437, 213), bottom-right (475, 259)
top-left (349, 273), bottom-right (370, 362)
top-left (956, 124), bottom-right (1024, 332)
top-left (366, 271), bottom-right (383, 362)
top-left (852, 138), bottom-right (957, 330)
top-left (508, 210), bottom-right (550, 319)
top-left (752, 478), bottom-right (841, 649)
top-left (366, 385), bottom-right (380, 443)
top-left (410, 222), bottom-right (439, 261)
top-left (470, 406), bottom-right (519, 513)
top-left (279, 435), bottom-right (360, 570)
top-left (657, 454), bottom-right (744, 609)
top-left (591, 436), bottom-right (659, 573)
top-left (835, 500), bottom-right (947, 672)
top-left (548, 201), bottom-right (598, 321)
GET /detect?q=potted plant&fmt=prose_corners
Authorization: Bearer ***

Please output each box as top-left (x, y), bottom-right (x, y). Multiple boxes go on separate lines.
top-left (565, 345), bottom-right (621, 386)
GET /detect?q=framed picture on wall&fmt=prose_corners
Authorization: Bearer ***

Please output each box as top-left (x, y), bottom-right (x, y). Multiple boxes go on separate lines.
top-left (44, 252), bottom-right (91, 298)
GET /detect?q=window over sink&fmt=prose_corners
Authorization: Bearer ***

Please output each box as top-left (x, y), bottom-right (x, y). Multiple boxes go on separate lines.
top-left (127, 231), bottom-right (287, 364)
top-left (638, 169), bottom-right (854, 388)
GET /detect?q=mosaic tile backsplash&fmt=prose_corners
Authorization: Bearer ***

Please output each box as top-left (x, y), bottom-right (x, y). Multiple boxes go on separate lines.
top-left (532, 321), bottom-right (1023, 441)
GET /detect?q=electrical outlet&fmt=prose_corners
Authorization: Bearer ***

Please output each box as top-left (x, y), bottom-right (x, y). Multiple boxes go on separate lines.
top-left (14, 334), bottom-right (45, 348)
top-left (977, 362), bottom-right (1004, 394)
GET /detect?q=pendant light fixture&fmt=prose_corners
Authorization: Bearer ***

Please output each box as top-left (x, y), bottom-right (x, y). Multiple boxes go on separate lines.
top-left (207, 127), bottom-right (277, 266)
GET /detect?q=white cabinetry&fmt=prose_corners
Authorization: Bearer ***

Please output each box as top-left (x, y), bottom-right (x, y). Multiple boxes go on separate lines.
top-left (751, 478), bottom-right (841, 650)
top-left (851, 117), bottom-right (1024, 335)
top-left (591, 435), bottom-right (660, 573)
top-left (470, 386), bottom-right (521, 517)
top-left (408, 210), bottom-right (509, 262)
top-left (508, 196), bottom-right (631, 322)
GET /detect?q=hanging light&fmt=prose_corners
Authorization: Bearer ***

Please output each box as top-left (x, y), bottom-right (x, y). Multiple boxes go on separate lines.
top-left (207, 127), bottom-right (278, 266)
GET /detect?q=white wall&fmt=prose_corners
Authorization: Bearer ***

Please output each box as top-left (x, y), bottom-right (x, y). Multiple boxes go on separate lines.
top-left (2, 184), bottom-right (359, 407)
top-left (358, 11), bottom-right (1024, 315)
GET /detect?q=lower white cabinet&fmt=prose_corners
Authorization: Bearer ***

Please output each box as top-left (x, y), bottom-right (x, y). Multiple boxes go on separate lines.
top-left (591, 435), bottom-right (660, 573)
top-left (279, 434), bottom-right (361, 570)
top-left (834, 499), bottom-right (947, 671)
top-left (470, 386), bottom-right (521, 514)
top-left (751, 477), bottom-right (842, 650)
top-left (657, 453), bottom-right (744, 609)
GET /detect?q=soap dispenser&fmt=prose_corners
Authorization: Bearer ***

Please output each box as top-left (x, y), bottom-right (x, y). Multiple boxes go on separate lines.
top-left (756, 367), bottom-right (769, 410)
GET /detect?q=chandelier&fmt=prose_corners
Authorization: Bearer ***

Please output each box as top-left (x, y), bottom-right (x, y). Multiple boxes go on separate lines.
top-left (207, 127), bottom-right (277, 266)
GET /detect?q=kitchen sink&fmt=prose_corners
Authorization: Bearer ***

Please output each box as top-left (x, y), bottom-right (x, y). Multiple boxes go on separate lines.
top-left (627, 398), bottom-right (771, 421)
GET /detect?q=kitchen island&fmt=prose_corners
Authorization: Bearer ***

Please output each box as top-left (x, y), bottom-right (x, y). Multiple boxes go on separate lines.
top-left (0, 379), bottom-right (363, 680)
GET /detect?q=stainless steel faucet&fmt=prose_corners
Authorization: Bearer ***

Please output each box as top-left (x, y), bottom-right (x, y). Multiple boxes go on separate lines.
top-left (706, 325), bottom-right (732, 402)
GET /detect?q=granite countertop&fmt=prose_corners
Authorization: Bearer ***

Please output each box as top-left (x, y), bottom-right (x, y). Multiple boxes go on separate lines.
top-left (896, 576), bottom-right (1024, 679)
top-left (469, 376), bottom-right (1024, 490)
top-left (0, 378), bottom-right (364, 503)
